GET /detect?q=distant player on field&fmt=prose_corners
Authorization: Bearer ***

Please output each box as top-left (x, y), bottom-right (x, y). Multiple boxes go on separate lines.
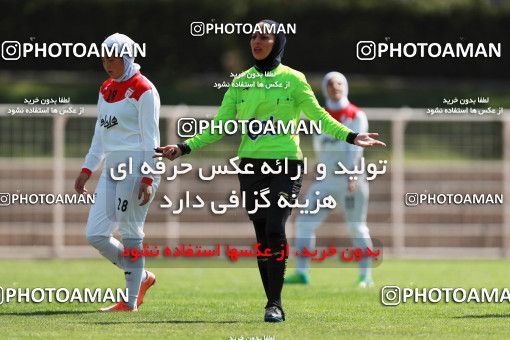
top-left (74, 33), bottom-right (160, 311)
top-left (284, 72), bottom-right (374, 287)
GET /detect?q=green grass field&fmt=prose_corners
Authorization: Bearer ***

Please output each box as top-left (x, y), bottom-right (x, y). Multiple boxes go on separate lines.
top-left (1, 259), bottom-right (510, 339)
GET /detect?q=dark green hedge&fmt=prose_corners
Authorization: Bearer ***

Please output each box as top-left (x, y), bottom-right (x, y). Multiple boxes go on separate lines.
top-left (0, 0), bottom-right (508, 81)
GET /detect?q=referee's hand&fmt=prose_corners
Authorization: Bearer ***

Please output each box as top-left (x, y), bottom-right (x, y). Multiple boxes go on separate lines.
top-left (354, 132), bottom-right (386, 148)
top-left (74, 172), bottom-right (89, 195)
top-left (153, 145), bottom-right (182, 161)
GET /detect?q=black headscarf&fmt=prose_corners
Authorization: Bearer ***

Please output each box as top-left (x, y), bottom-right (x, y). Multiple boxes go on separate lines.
top-left (253, 19), bottom-right (287, 72)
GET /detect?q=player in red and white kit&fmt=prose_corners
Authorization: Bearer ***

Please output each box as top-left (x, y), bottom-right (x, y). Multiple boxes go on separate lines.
top-left (285, 72), bottom-right (374, 287)
top-left (74, 33), bottom-right (160, 312)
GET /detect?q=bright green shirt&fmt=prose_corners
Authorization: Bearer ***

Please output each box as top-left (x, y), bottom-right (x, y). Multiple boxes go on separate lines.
top-left (185, 64), bottom-right (353, 160)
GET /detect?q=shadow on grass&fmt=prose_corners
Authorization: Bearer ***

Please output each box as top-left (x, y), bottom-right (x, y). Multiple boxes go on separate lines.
top-left (454, 314), bottom-right (510, 319)
top-left (0, 310), bottom-right (96, 316)
top-left (0, 311), bottom-right (257, 324)
top-left (91, 320), bottom-right (251, 325)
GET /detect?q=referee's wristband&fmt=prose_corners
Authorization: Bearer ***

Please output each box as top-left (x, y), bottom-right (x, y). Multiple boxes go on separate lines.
top-left (177, 142), bottom-right (191, 155)
top-left (346, 132), bottom-right (358, 145)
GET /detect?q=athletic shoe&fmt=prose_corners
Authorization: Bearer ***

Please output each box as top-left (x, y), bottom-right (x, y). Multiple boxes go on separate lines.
top-left (357, 276), bottom-right (374, 288)
top-left (283, 271), bottom-right (310, 285)
top-left (137, 270), bottom-right (156, 307)
top-left (264, 306), bottom-right (285, 322)
top-left (98, 301), bottom-right (137, 312)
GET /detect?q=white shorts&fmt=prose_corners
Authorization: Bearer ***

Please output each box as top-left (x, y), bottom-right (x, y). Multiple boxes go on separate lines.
top-left (85, 170), bottom-right (160, 239)
top-left (296, 174), bottom-right (369, 227)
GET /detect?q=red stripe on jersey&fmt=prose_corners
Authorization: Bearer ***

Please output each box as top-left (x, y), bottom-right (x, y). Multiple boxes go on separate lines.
top-left (326, 103), bottom-right (360, 122)
top-left (81, 168), bottom-right (92, 177)
top-left (141, 177), bottom-right (153, 186)
top-left (100, 72), bottom-right (152, 103)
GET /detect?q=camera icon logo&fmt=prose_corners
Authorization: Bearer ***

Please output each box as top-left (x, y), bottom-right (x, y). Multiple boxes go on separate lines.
top-left (177, 118), bottom-right (198, 138)
top-left (381, 285), bottom-right (401, 306)
top-left (0, 193), bottom-right (11, 206)
top-left (190, 22), bottom-right (206, 36)
top-left (356, 41), bottom-right (377, 60)
top-left (1, 41), bottom-right (21, 60)
top-left (405, 193), bottom-right (419, 207)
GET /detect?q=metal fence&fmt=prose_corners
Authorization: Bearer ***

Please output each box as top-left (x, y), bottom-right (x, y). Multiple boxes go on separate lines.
top-left (0, 104), bottom-right (508, 258)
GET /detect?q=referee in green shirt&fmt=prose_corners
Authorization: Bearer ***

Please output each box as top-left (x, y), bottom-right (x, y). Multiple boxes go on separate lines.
top-left (155, 19), bottom-right (385, 322)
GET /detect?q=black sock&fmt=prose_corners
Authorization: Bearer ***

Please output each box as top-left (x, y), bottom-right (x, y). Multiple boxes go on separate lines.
top-left (253, 219), bottom-right (270, 305)
top-left (257, 258), bottom-right (270, 305)
top-left (266, 238), bottom-right (287, 310)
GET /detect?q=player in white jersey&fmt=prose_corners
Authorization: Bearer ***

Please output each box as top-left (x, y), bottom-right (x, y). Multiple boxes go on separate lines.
top-left (284, 71), bottom-right (374, 287)
top-left (74, 33), bottom-right (160, 311)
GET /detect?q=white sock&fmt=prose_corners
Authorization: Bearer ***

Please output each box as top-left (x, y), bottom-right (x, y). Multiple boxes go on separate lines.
top-left (123, 238), bottom-right (144, 309)
top-left (87, 235), bottom-right (125, 270)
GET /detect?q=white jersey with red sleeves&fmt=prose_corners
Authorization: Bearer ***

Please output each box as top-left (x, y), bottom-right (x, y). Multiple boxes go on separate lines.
top-left (82, 72), bottom-right (160, 182)
top-left (313, 102), bottom-right (368, 171)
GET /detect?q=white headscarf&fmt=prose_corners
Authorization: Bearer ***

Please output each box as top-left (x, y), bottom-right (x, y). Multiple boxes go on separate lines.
top-left (103, 33), bottom-right (141, 82)
top-left (321, 71), bottom-right (349, 110)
